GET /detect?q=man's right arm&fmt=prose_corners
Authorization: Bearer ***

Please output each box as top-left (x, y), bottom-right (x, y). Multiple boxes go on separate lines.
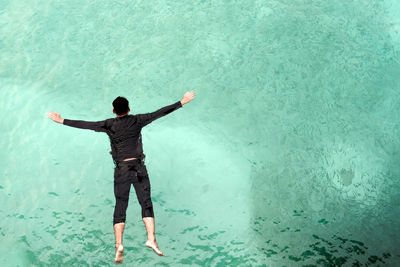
top-left (136, 101), bottom-right (183, 128)
top-left (136, 91), bottom-right (195, 127)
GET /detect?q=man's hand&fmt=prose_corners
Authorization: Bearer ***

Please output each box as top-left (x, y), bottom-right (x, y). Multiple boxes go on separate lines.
top-left (47, 111), bottom-right (64, 124)
top-left (180, 91), bottom-right (196, 106)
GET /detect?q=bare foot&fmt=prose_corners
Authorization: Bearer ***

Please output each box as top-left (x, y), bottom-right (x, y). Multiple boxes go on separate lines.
top-left (145, 240), bottom-right (164, 256)
top-left (114, 244), bottom-right (124, 264)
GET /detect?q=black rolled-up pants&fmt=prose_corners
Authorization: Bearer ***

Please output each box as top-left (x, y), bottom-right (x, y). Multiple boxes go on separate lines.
top-left (113, 158), bottom-right (154, 225)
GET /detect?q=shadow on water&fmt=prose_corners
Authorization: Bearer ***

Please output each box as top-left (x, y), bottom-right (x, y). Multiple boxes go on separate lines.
top-left (252, 216), bottom-right (396, 267)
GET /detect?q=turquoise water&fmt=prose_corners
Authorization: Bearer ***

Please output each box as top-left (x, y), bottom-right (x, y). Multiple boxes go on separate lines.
top-left (1, 0), bottom-right (399, 266)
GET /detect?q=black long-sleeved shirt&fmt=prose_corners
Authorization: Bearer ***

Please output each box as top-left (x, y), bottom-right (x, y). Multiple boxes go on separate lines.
top-left (63, 100), bottom-right (183, 163)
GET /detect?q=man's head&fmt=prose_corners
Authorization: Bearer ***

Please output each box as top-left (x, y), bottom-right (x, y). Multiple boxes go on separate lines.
top-left (113, 96), bottom-right (130, 116)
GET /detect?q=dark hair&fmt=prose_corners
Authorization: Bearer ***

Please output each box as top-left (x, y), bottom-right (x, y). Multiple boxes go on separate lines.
top-left (113, 96), bottom-right (129, 115)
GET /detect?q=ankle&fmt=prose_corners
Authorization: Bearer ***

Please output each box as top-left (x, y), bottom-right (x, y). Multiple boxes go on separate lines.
top-left (115, 243), bottom-right (123, 248)
top-left (147, 237), bottom-right (156, 242)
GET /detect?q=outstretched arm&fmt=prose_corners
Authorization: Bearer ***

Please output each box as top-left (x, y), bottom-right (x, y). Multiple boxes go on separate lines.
top-left (47, 111), bottom-right (110, 133)
top-left (137, 91), bottom-right (196, 127)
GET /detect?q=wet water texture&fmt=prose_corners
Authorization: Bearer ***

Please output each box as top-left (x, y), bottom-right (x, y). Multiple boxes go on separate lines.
top-left (1, 0), bottom-right (400, 266)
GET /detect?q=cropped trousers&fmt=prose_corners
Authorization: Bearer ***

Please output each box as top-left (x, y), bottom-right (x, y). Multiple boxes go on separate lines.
top-left (113, 158), bottom-right (154, 225)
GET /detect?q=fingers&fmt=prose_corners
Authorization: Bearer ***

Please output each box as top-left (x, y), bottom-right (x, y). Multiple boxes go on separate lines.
top-left (46, 111), bottom-right (59, 117)
top-left (46, 111), bottom-right (59, 121)
top-left (183, 91), bottom-right (195, 102)
top-left (185, 91), bottom-right (196, 98)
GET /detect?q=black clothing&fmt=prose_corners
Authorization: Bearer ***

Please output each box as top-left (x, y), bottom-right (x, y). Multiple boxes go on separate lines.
top-left (113, 158), bottom-right (153, 224)
top-left (62, 100), bottom-right (182, 224)
top-left (63, 100), bottom-right (182, 163)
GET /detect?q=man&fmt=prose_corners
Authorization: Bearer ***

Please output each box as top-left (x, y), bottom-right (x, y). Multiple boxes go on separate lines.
top-left (47, 91), bottom-right (195, 264)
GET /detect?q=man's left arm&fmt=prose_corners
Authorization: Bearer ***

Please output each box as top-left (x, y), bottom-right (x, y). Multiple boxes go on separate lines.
top-left (47, 111), bottom-right (110, 133)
